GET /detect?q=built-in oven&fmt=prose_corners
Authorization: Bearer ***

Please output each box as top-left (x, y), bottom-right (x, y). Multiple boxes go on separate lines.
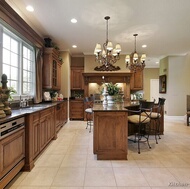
top-left (0, 117), bottom-right (25, 189)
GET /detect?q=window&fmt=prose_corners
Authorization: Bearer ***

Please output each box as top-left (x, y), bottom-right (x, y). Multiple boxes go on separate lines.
top-left (0, 23), bottom-right (35, 98)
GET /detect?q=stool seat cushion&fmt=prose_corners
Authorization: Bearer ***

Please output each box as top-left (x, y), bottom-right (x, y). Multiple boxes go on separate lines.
top-left (128, 115), bottom-right (150, 124)
top-left (85, 108), bottom-right (93, 113)
top-left (141, 112), bottom-right (161, 118)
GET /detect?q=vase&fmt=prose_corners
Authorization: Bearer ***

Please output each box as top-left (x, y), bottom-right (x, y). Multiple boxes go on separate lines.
top-left (107, 95), bottom-right (115, 104)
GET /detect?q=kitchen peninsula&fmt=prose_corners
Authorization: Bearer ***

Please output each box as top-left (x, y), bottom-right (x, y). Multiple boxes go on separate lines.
top-left (93, 101), bottom-right (139, 160)
top-left (93, 101), bottom-right (164, 160)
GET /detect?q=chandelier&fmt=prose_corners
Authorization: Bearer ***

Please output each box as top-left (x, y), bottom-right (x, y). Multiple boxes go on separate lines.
top-left (94, 16), bottom-right (121, 71)
top-left (125, 34), bottom-right (146, 72)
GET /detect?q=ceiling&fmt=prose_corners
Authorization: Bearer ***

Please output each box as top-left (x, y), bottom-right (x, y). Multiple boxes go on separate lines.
top-left (5, 0), bottom-right (190, 68)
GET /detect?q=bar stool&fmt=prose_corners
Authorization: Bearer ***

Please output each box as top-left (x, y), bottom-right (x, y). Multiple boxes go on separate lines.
top-left (127, 100), bottom-right (155, 154)
top-left (84, 97), bottom-right (94, 133)
top-left (149, 98), bottom-right (166, 144)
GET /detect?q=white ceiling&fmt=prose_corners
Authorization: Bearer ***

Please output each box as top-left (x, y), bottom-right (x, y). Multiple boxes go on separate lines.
top-left (5, 0), bottom-right (190, 68)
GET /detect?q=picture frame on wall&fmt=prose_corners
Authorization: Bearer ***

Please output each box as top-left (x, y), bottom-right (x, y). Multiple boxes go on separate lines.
top-left (159, 75), bottom-right (167, 93)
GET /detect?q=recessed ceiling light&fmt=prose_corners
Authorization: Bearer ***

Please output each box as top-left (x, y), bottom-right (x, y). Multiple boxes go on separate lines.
top-left (71, 18), bottom-right (77, 23)
top-left (26, 5), bottom-right (34, 12)
top-left (142, 44), bottom-right (147, 48)
top-left (72, 45), bottom-right (77, 48)
top-left (156, 61), bottom-right (159, 64)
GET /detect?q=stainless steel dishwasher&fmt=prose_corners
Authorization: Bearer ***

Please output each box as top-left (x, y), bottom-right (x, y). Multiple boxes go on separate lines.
top-left (0, 117), bottom-right (25, 189)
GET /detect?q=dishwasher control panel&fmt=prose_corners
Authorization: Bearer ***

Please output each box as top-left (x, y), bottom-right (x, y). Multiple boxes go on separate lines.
top-left (0, 117), bottom-right (25, 139)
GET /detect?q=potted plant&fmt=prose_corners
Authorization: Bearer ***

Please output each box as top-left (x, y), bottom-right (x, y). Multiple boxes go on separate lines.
top-left (103, 82), bottom-right (120, 104)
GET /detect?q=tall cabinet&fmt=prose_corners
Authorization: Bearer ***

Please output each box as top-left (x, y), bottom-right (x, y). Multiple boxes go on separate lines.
top-left (43, 48), bottom-right (62, 90)
top-left (70, 57), bottom-right (84, 120)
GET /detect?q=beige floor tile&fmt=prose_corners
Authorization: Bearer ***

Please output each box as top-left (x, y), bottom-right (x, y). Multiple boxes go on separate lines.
top-left (5, 119), bottom-right (190, 189)
top-left (19, 167), bottom-right (58, 187)
top-left (86, 154), bottom-right (112, 167)
top-left (84, 167), bottom-right (116, 186)
top-left (35, 154), bottom-right (65, 167)
top-left (51, 167), bottom-right (85, 187)
top-left (60, 153), bottom-right (87, 167)
top-left (140, 167), bottom-right (179, 186)
top-left (113, 167), bottom-right (149, 186)
top-left (168, 167), bottom-right (190, 183)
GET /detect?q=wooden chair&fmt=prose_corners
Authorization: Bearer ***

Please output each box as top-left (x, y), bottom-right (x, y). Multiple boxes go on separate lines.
top-left (127, 100), bottom-right (155, 154)
top-left (187, 95), bottom-right (190, 126)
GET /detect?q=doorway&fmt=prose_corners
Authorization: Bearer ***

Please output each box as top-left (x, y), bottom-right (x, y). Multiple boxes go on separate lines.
top-left (150, 79), bottom-right (159, 103)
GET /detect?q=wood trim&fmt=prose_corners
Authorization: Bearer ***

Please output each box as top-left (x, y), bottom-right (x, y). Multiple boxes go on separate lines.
top-left (83, 72), bottom-right (132, 84)
top-left (0, 0), bottom-right (43, 48)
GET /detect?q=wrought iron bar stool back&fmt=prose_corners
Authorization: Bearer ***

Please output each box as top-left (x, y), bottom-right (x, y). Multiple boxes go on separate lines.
top-left (150, 98), bottom-right (166, 144)
top-left (128, 100), bottom-right (155, 154)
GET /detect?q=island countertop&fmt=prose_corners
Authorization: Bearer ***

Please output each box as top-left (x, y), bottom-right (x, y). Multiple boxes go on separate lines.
top-left (93, 101), bottom-right (139, 112)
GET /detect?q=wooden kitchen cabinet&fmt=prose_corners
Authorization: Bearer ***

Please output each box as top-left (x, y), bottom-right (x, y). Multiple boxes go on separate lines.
top-left (43, 48), bottom-right (62, 90)
top-left (130, 70), bottom-right (143, 90)
top-left (56, 101), bottom-right (68, 132)
top-left (24, 107), bottom-right (56, 171)
top-left (69, 99), bottom-right (84, 120)
top-left (71, 67), bottom-right (84, 90)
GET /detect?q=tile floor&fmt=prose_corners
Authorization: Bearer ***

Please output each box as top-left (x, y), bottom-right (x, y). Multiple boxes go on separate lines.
top-left (5, 116), bottom-right (190, 189)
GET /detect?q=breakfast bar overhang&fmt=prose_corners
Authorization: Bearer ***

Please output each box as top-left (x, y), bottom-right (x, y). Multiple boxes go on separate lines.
top-left (93, 101), bottom-right (139, 160)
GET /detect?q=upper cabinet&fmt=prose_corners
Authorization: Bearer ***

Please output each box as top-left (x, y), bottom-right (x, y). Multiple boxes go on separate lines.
top-left (130, 70), bottom-right (143, 90)
top-left (43, 48), bottom-right (62, 90)
top-left (71, 67), bottom-right (84, 90)
top-left (71, 57), bottom-right (84, 90)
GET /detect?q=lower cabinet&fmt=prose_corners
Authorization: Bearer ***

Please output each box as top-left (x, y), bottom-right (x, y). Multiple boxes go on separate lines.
top-left (56, 101), bottom-right (68, 132)
top-left (24, 107), bottom-right (56, 171)
top-left (69, 100), bottom-right (84, 120)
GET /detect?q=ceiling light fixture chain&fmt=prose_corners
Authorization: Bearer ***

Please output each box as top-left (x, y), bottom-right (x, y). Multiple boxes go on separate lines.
top-left (94, 16), bottom-right (121, 71)
top-left (125, 34), bottom-right (146, 72)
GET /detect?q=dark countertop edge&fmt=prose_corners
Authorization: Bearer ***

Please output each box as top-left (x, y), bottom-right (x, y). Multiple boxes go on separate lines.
top-left (93, 101), bottom-right (139, 112)
top-left (0, 101), bottom-right (66, 124)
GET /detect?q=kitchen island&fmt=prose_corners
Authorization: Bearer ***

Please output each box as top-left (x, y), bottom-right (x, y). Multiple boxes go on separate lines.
top-left (93, 101), bottom-right (139, 160)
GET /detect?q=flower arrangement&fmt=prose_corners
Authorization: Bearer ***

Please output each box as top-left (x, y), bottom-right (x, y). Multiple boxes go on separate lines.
top-left (103, 82), bottom-right (120, 96)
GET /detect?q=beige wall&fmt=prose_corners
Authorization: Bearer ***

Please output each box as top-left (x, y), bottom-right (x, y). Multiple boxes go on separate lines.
top-left (143, 68), bottom-right (159, 101)
top-left (159, 53), bottom-right (190, 116)
top-left (60, 51), bottom-right (71, 98)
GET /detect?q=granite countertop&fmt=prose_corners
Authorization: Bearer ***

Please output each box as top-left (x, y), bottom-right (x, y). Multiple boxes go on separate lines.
top-left (93, 101), bottom-right (140, 112)
top-left (0, 101), bottom-right (65, 124)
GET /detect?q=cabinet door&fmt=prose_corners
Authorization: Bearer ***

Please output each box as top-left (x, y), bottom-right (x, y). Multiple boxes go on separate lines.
top-left (39, 116), bottom-right (47, 151)
top-left (71, 68), bottom-right (84, 89)
top-left (70, 100), bottom-right (84, 120)
top-left (33, 120), bottom-right (40, 158)
top-left (130, 70), bottom-right (143, 90)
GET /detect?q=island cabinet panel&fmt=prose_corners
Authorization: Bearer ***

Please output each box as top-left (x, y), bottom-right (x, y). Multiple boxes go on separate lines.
top-left (93, 111), bottom-right (128, 160)
top-left (24, 107), bottom-right (56, 171)
top-left (130, 70), bottom-right (143, 90)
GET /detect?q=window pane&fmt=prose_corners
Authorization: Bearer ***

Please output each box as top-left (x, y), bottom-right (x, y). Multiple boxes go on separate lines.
top-left (11, 52), bottom-right (18, 67)
top-left (23, 58), bottom-right (28, 70)
top-left (23, 82), bottom-right (29, 94)
top-left (11, 38), bottom-right (18, 53)
top-left (3, 33), bottom-right (10, 49)
top-left (23, 70), bottom-right (28, 82)
top-left (11, 67), bottom-right (18, 80)
top-left (3, 64), bottom-right (10, 78)
top-left (23, 46), bottom-right (27, 58)
top-left (3, 49), bottom-right (10, 64)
